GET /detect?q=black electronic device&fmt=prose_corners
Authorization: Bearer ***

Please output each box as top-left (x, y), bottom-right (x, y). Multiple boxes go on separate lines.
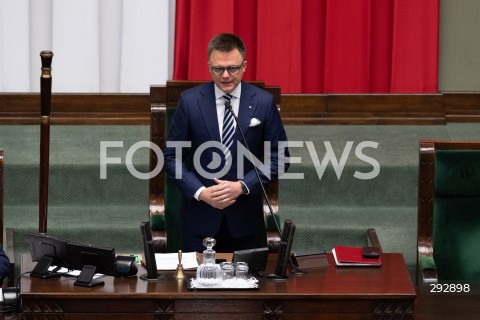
top-left (233, 247), bottom-right (269, 275)
top-left (139, 221), bottom-right (163, 281)
top-left (75, 264), bottom-right (97, 286)
top-left (115, 256), bottom-right (138, 277)
top-left (268, 219), bottom-right (296, 280)
top-left (26, 232), bottom-right (69, 279)
top-left (361, 246), bottom-right (381, 259)
top-left (67, 241), bottom-right (116, 287)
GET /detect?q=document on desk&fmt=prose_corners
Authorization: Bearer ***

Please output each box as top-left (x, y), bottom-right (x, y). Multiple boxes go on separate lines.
top-left (332, 246), bottom-right (381, 267)
top-left (47, 266), bottom-right (105, 279)
top-left (155, 252), bottom-right (199, 270)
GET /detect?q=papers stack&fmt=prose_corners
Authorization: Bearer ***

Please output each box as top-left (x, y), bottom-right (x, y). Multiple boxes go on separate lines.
top-left (154, 252), bottom-right (199, 270)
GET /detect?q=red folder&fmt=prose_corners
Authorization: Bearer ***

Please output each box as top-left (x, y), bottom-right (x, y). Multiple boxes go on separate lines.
top-left (332, 246), bottom-right (381, 267)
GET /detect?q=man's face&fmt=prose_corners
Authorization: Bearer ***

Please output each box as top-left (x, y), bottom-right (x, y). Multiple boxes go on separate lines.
top-left (208, 49), bottom-right (247, 94)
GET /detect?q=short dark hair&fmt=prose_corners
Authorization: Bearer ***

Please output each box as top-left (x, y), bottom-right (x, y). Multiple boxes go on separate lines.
top-left (208, 33), bottom-right (246, 61)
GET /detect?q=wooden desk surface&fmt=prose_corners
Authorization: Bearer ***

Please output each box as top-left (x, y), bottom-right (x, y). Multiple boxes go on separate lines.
top-left (20, 253), bottom-right (415, 319)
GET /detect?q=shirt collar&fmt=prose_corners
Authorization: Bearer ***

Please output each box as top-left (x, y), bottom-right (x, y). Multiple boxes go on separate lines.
top-left (214, 82), bottom-right (242, 100)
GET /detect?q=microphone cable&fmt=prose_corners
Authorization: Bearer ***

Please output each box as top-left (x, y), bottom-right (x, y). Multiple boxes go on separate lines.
top-left (224, 100), bottom-right (283, 237)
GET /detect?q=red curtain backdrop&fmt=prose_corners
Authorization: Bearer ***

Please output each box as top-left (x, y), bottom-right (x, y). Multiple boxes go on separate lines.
top-left (173, 0), bottom-right (439, 94)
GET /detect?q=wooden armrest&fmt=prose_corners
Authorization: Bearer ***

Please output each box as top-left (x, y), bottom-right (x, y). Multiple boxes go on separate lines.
top-left (418, 253), bottom-right (438, 284)
top-left (367, 228), bottom-right (382, 252)
top-left (149, 102), bottom-right (167, 253)
top-left (149, 204), bottom-right (167, 253)
top-left (264, 182), bottom-right (281, 253)
top-left (266, 226), bottom-right (281, 253)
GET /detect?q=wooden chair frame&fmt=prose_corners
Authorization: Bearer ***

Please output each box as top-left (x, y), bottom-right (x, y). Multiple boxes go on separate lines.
top-left (148, 81), bottom-right (282, 253)
top-left (417, 140), bottom-right (480, 284)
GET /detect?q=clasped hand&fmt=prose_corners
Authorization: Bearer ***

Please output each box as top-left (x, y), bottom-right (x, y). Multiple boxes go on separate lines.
top-left (198, 178), bottom-right (243, 209)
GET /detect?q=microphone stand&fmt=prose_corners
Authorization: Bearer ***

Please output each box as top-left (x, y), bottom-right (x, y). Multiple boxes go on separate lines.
top-left (224, 101), bottom-right (282, 235)
top-left (224, 101), bottom-right (303, 277)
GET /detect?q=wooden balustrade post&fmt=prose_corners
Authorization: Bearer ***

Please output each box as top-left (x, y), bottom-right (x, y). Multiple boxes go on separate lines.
top-left (39, 51), bottom-right (53, 233)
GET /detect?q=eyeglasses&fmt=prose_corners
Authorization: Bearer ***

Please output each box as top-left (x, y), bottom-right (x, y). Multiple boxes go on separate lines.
top-left (209, 63), bottom-right (244, 76)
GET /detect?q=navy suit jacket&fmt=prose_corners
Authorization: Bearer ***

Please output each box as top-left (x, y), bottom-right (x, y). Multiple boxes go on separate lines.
top-left (164, 81), bottom-right (289, 238)
top-left (0, 245), bottom-right (9, 280)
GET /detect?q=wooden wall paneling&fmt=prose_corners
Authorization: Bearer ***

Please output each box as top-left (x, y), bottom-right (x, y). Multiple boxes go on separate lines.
top-left (443, 93), bottom-right (480, 122)
top-left (281, 95), bottom-right (327, 124)
top-left (0, 93), bottom-right (150, 125)
top-left (325, 94), bottom-right (445, 125)
top-left (1, 91), bottom-right (480, 125)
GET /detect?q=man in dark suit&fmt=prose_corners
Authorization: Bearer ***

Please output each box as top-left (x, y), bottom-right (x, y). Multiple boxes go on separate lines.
top-left (0, 245), bottom-right (10, 281)
top-left (164, 33), bottom-right (289, 252)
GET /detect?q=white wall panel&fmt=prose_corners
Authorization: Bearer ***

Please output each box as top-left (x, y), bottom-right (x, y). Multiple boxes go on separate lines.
top-left (120, 0), bottom-right (171, 92)
top-left (0, 0), bottom-right (31, 91)
top-left (0, 0), bottom-right (173, 93)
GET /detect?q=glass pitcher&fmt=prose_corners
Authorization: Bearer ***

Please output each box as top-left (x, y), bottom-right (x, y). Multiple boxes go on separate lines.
top-left (195, 237), bottom-right (222, 286)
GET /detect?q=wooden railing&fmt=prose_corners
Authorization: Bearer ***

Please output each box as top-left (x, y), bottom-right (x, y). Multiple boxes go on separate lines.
top-left (1, 91), bottom-right (480, 125)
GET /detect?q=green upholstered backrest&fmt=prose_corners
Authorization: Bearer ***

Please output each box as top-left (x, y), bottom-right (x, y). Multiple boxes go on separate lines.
top-left (433, 150), bottom-right (480, 281)
top-left (150, 214), bottom-right (165, 231)
top-left (265, 215), bottom-right (280, 232)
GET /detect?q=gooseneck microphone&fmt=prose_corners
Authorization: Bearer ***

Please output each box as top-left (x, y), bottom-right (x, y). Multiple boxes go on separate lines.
top-left (224, 100), bottom-right (283, 239)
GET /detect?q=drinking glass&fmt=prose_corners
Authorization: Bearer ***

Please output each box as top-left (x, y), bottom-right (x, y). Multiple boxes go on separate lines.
top-left (234, 262), bottom-right (249, 280)
top-left (220, 262), bottom-right (234, 280)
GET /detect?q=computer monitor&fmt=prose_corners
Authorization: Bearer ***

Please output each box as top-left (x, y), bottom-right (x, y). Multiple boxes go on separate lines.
top-left (268, 219), bottom-right (296, 280)
top-left (26, 232), bottom-right (69, 279)
top-left (67, 241), bottom-right (116, 287)
top-left (233, 247), bottom-right (269, 276)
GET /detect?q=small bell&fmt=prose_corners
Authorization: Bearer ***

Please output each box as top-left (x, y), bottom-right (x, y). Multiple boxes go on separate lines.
top-left (174, 250), bottom-right (185, 279)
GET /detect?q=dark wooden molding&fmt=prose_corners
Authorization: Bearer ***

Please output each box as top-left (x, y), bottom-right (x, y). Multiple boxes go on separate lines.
top-left (443, 92), bottom-right (480, 122)
top-left (1, 90), bottom-right (479, 125)
top-left (0, 93), bottom-right (150, 125)
top-left (281, 93), bottom-right (445, 124)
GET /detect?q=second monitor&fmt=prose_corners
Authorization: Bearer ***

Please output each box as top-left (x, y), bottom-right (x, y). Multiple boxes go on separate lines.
top-left (67, 242), bottom-right (116, 287)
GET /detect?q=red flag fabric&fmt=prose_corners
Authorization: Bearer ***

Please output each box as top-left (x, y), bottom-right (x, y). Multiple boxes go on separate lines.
top-left (173, 0), bottom-right (439, 93)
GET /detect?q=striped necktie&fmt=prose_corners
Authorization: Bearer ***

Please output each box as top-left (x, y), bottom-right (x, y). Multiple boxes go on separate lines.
top-left (222, 94), bottom-right (234, 163)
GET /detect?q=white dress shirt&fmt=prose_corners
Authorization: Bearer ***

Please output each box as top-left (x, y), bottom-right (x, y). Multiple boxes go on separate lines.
top-left (214, 83), bottom-right (241, 139)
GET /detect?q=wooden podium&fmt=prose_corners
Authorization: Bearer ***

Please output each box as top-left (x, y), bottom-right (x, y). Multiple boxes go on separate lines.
top-left (19, 253), bottom-right (415, 319)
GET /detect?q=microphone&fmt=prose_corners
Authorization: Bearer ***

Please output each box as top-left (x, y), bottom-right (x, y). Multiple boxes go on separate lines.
top-left (224, 100), bottom-right (283, 240)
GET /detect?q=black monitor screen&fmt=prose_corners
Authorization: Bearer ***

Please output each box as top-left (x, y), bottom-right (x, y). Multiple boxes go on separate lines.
top-left (273, 219), bottom-right (296, 278)
top-left (26, 232), bottom-right (69, 268)
top-left (67, 242), bottom-right (116, 276)
top-left (139, 220), bottom-right (161, 280)
top-left (233, 247), bottom-right (269, 274)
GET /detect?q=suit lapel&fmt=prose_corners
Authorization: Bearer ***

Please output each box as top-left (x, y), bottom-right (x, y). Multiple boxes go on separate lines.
top-left (196, 82), bottom-right (257, 157)
top-left (228, 82), bottom-right (257, 164)
top-left (237, 82), bottom-right (257, 139)
top-left (198, 82), bottom-right (220, 142)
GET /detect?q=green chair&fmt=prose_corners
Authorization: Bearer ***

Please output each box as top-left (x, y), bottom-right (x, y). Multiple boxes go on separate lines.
top-left (417, 140), bottom-right (480, 284)
top-left (148, 81), bottom-right (283, 253)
